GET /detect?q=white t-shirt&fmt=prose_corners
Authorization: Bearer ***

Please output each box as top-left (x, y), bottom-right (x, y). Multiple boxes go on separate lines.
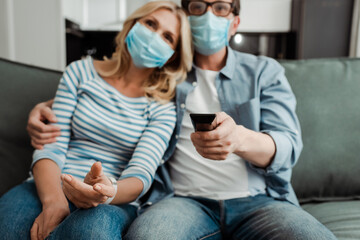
top-left (169, 66), bottom-right (251, 200)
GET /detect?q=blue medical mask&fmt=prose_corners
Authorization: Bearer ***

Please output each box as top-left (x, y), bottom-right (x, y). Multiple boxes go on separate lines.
top-left (189, 11), bottom-right (231, 56)
top-left (125, 22), bottom-right (175, 68)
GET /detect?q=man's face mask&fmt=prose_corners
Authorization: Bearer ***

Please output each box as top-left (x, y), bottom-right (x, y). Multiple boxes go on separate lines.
top-left (189, 11), bottom-right (231, 56)
top-left (125, 22), bottom-right (175, 68)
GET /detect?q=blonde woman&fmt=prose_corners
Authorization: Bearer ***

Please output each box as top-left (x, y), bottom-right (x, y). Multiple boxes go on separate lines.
top-left (0, 1), bottom-right (192, 239)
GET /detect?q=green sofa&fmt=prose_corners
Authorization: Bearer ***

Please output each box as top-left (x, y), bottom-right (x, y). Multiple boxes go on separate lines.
top-left (1, 57), bottom-right (359, 239)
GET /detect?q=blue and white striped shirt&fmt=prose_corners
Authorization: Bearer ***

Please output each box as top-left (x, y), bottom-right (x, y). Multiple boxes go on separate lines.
top-left (32, 56), bottom-right (177, 197)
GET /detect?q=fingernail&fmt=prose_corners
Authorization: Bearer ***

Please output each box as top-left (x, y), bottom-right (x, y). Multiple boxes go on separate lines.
top-left (65, 175), bottom-right (72, 182)
top-left (94, 185), bottom-right (101, 190)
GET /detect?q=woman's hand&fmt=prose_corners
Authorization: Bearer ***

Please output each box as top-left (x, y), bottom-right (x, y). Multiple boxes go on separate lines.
top-left (62, 162), bottom-right (116, 208)
top-left (83, 162), bottom-right (112, 187)
top-left (26, 99), bottom-right (61, 149)
top-left (30, 201), bottom-right (69, 240)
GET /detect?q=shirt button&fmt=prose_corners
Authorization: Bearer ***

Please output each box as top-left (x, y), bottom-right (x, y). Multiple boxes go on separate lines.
top-left (192, 82), bottom-right (197, 87)
top-left (180, 103), bottom-right (186, 109)
top-left (175, 135), bottom-right (179, 139)
top-left (160, 159), bottom-right (165, 165)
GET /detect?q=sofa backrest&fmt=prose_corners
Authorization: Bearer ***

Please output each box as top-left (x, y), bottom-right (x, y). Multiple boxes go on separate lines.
top-left (0, 58), bottom-right (61, 195)
top-left (1, 57), bottom-right (360, 203)
top-left (280, 58), bottom-right (360, 203)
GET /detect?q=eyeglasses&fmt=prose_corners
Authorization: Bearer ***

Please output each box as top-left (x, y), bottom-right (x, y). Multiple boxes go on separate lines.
top-left (186, 1), bottom-right (234, 17)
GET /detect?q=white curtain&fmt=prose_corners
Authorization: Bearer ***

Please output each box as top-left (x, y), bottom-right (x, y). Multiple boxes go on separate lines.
top-left (350, 0), bottom-right (360, 57)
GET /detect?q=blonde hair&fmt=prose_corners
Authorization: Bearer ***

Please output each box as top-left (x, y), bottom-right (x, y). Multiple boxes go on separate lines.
top-left (99, 1), bottom-right (193, 103)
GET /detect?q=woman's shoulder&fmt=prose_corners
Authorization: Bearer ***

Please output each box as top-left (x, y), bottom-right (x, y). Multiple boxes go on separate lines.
top-left (63, 57), bottom-right (105, 83)
top-left (63, 57), bottom-right (92, 78)
top-left (66, 57), bottom-right (89, 70)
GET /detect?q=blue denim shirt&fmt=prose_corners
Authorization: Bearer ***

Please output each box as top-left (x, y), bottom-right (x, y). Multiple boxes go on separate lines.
top-left (140, 48), bottom-right (303, 208)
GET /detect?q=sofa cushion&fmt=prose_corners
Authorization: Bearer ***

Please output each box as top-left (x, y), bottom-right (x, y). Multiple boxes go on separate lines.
top-left (280, 58), bottom-right (360, 203)
top-left (0, 58), bottom-right (61, 196)
top-left (302, 201), bottom-right (360, 239)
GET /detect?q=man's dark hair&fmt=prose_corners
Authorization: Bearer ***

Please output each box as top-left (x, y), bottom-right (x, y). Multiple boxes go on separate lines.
top-left (181, 0), bottom-right (241, 16)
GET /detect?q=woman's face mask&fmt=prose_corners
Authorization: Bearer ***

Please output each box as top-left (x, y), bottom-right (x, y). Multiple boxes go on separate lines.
top-left (125, 22), bottom-right (175, 68)
top-left (189, 11), bottom-right (232, 56)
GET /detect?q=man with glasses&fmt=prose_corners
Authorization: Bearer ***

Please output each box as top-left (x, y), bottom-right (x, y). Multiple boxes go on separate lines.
top-left (27, 0), bottom-right (337, 239)
top-left (124, 0), bottom-right (337, 239)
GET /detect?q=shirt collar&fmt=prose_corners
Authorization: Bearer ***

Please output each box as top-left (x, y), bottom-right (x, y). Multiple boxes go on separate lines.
top-left (190, 47), bottom-right (236, 81)
top-left (219, 47), bottom-right (236, 80)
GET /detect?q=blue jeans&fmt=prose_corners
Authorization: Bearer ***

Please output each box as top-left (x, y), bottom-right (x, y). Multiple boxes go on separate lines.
top-left (125, 195), bottom-right (337, 240)
top-left (0, 181), bottom-right (137, 240)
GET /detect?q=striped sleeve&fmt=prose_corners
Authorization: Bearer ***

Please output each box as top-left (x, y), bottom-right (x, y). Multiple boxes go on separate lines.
top-left (119, 101), bottom-right (176, 198)
top-left (32, 61), bottom-right (81, 170)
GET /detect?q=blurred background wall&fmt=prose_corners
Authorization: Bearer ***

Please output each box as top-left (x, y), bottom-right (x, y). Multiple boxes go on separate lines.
top-left (0, 0), bottom-right (359, 71)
